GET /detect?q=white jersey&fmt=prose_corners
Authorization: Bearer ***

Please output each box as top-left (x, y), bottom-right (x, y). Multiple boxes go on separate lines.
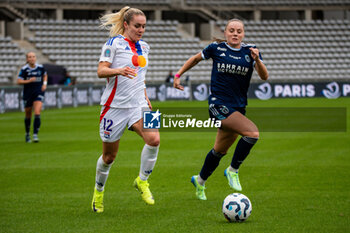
top-left (99, 34), bottom-right (150, 108)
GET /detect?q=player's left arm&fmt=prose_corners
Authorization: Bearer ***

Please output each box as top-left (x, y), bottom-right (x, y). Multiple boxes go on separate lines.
top-left (250, 48), bottom-right (269, 81)
top-left (41, 73), bottom-right (48, 92)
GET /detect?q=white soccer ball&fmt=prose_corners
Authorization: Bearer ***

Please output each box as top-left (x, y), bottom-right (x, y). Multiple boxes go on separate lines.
top-left (222, 193), bottom-right (252, 222)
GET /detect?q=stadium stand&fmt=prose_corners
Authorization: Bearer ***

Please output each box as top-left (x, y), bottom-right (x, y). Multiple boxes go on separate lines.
top-left (0, 0), bottom-right (349, 85)
top-left (216, 19), bottom-right (350, 81)
top-left (9, 0), bottom-right (171, 4)
top-left (24, 18), bottom-right (211, 83)
top-left (186, 0), bottom-right (350, 6)
top-left (0, 36), bottom-right (26, 84)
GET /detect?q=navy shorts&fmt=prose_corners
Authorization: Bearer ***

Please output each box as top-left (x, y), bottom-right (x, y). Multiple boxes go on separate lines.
top-left (23, 91), bottom-right (44, 108)
top-left (208, 96), bottom-right (246, 120)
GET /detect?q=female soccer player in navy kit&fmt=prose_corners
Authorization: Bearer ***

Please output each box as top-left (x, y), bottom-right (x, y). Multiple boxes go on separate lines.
top-left (17, 52), bottom-right (48, 143)
top-left (91, 6), bottom-right (160, 212)
top-left (174, 19), bottom-right (268, 200)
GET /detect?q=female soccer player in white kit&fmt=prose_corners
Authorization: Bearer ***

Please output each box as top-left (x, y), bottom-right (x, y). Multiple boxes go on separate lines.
top-left (91, 6), bottom-right (160, 212)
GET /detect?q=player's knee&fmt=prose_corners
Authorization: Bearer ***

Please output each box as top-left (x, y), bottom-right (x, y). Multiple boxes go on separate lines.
top-left (147, 136), bottom-right (160, 147)
top-left (242, 128), bottom-right (259, 139)
top-left (247, 131), bottom-right (259, 139)
top-left (103, 152), bottom-right (116, 164)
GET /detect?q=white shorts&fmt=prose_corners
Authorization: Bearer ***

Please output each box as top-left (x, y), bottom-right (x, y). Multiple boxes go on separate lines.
top-left (99, 106), bottom-right (149, 142)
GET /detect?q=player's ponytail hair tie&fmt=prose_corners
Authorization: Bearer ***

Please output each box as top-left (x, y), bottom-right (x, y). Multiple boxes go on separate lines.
top-left (175, 73), bottom-right (181, 79)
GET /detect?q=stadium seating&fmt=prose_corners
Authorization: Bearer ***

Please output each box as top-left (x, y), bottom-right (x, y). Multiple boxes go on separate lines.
top-left (24, 18), bottom-right (211, 83)
top-left (1, 17), bottom-right (349, 84)
top-left (0, 36), bottom-right (26, 84)
top-left (10, 0), bottom-right (171, 5)
top-left (217, 19), bottom-right (350, 80)
top-left (186, 0), bottom-right (350, 6)
top-left (9, 0), bottom-right (350, 6)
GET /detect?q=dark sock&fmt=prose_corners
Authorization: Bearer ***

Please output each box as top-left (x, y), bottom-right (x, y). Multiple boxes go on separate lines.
top-left (231, 136), bottom-right (258, 169)
top-left (33, 115), bottom-right (41, 134)
top-left (199, 149), bottom-right (226, 181)
top-left (25, 117), bottom-right (31, 134)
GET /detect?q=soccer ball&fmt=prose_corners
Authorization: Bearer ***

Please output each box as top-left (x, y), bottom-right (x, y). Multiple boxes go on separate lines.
top-left (222, 193), bottom-right (252, 222)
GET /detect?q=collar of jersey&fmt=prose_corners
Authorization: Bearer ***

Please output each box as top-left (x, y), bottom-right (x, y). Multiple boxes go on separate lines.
top-left (124, 37), bottom-right (143, 56)
top-left (225, 42), bottom-right (242, 51)
top-left (26, 63), bottom-right (38, 70)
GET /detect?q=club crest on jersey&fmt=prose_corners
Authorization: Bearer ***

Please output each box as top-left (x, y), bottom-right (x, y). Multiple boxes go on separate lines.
top-left (141, 45), bottom-right (149, 53)
top-left (245, 55), bottom-right (251, 62)
top-left (104, 48), bottom-right (111, 57)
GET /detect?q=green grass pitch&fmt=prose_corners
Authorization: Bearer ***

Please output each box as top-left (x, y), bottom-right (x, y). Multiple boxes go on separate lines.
top-left (0, 98), bottom-right (349, 233)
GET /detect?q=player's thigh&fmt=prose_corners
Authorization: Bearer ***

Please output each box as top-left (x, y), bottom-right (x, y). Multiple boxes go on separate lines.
top-left (33, 101), bottom-right (43, 114)
top-left (221, 112), bottom-right (259, 138)
top-left (128, 106), bottom-right (160, 146)
top-left (23, 95), bottom-right (34, 115)
top-left (214, 128), bottom-right (239, 154)
top-left (131, 119), bottom-right (160, 146)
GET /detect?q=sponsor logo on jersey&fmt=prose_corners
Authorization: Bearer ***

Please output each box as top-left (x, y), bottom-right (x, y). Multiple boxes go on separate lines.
top-left (220, 53), bottom-right (226, 57)
top-left (229, 55), bottom-right (241, 60)
top-left (217, 47), bottom-right (227, 51)
top-left (217, 63), bottom-right (249, 76)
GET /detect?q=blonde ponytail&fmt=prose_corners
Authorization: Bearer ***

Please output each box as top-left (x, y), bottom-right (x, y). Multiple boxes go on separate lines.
top-left (100, 6), bottom-right (145, 37)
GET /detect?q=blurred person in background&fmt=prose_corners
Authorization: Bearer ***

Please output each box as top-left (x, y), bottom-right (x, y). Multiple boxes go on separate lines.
top-left (174, 19), bottom-right (268, 200)
top-left (91, 6), bottom-right (160, 213)
top-left (17, 52), bottom-right (48, 143)
top-left (165, 70), bottom-right (174, 83)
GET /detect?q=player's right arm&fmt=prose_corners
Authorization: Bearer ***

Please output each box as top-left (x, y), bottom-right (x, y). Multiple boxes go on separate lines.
top-left (17, 77), bottom-right (36, 84)
top-left (17, 68), bottom-right (36, 84)
top-left (97, 61), bottom-right (137, 79)
top-left (173, 52), bottom-right (202, 90)
top-left (98, 38), bottom-right (137, 79)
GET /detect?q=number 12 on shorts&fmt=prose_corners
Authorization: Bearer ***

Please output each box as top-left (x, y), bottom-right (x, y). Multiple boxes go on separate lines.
top-left (102, 118), bottom-right (113, 139)
top-left (102, 118), bottom-right (113, 132)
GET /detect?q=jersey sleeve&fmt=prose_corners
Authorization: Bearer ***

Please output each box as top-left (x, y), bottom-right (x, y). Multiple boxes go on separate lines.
top-left (201, 42), bottom-right (217, 60)
top-left (17, 68), bottom-right (25, 80)
top-left (249, 45), bottom-right (263, 67)
top-left (42, 66), bottom-right (48, 76)
top-left (99, 39), bottom-right (117, 63)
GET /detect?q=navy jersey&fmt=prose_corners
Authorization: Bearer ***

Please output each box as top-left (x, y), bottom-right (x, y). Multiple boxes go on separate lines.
top-left (202, 42), bottom-right (262, 107)
top-left (18, 64), bottom-right (47, 97)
